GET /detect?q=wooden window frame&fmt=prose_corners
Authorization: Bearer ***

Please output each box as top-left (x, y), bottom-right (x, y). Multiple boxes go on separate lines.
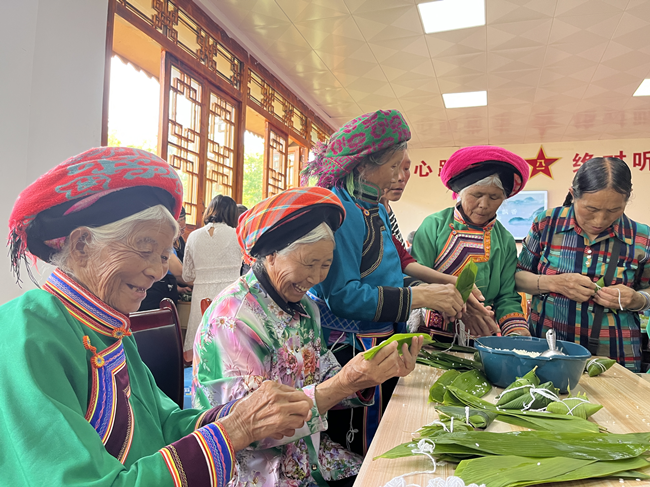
top-left (159, 53), bottom-right (241, 225)
top-left (104, 0), bottom-right (333, 212)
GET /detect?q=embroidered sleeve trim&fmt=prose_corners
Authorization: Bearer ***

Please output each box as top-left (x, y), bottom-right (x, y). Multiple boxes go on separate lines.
top-left (196, 399), bottom-right (240, 429)
top-left (160, 423), bottom-right (235, 487)
top-left (373, 286), bottom-right (411, 323)
top-left (499, 313), bottom-right (529, 336)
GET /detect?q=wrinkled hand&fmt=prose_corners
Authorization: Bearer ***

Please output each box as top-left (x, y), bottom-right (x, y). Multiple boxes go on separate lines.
top-left (339, 337), bottom-right (424, 392)
top-left (594, 285), bottom-right (642, 311)
top-left (552, 273), bottom-right (596, 302)
top-left (471, 284), bottom-right (485, 302)
top-left (421, 283), bottom-right (465, 320)
top-left (462, 299), bottom-right (499, 337)
top-left (219, 381), bottom-right (313, 451)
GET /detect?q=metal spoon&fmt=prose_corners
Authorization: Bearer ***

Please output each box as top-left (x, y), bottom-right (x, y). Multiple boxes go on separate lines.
top-left (540, 329), bottom-right (566, 358)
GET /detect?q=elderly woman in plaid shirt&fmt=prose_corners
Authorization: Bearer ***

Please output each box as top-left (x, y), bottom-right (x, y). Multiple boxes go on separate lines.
top-left (516, 157), bottom-right (650, 372)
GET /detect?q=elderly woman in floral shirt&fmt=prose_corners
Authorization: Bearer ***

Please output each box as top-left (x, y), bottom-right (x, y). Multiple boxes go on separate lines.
top-left (192, 187), bottom-right (423, 487)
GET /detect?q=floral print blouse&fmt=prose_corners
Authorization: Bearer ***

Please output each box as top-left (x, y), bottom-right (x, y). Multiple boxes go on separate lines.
top-left (192, 268), bottom-right (372, 487)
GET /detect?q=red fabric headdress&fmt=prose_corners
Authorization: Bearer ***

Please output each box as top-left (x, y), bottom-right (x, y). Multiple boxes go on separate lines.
top-left (237, 187), bottom-right (345, 265)
top-left (440, 145), bottom-right (530, 199)
top-left (9, 147), bottom-right (183, 283)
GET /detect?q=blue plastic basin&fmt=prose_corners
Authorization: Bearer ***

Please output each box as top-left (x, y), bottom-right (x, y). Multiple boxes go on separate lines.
top-left (474, 336), bottom-right (591, 393)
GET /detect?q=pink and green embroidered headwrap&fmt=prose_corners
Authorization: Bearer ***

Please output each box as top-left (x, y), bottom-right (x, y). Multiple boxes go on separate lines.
top-left (301, 109), bottom-right (411, 188)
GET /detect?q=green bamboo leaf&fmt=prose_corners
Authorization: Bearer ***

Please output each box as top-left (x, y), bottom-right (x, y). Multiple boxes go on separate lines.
top-left (445, 386), bottom-right (601, 433)
top-left (429, 369), bottom-right (461, 403)
top-left (497, 381), bottom-right (559, 410)
top-left (456, 456), bottom-right (597, 487)
top-left (458, 456), bottom-right (650, 487)
top-left (594, 277), bottom-right (618, 314)
top-left (495, 367), bottom-right (540, 407)
top-left (586, 357), bottom-right (617, 377)
top-left (363, 333), bottom-right (433, 360)
top-left (436, 405), bottom-right (497, 429)
top-left (456, 260), bottom-right (478, 303)
top-left (546, 398), bottom-right (603, 419)
top-left (418, 349), bottom-right (482, 371)
top-left (451, 369), bottom-right (491, 398)
top-left (432, 431), bottom-right (650, 461)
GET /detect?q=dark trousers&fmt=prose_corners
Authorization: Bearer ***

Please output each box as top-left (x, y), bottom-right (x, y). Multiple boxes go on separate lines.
top-left (326, 344), bottom-right (398, 457)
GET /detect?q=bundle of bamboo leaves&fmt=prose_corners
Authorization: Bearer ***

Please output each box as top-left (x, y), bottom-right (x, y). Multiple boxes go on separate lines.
top-left (376, 430), bottom-right (650, 486)
top-left (374, 365), bottom-right (648, 485)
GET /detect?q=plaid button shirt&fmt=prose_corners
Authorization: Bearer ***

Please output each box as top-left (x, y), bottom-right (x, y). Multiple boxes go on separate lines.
top-left (517, 205), bottom-right (650, 372)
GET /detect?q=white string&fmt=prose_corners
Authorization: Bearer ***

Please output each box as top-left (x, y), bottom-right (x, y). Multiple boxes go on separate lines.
top-left (346, 333), bottom-right (359, 450)
top-left (495, 384), bottom-right (560, 411)
top-left (553, 397), bottom-right (590, 416)
top-left (456, 320), bottom-right (470, 347)
top-left (410, 438), bottom-right (438, 471)
top-left (595, 284), bottom-right (623, 311)
top-left (330, 330), bottom-right (347, 354)
top-left (587, 358), bottom-right (607, 372)
top-left (465, 406), bottom-right (470, 425)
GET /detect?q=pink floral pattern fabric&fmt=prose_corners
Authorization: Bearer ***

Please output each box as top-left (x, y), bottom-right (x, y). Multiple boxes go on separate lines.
top-left (192, 271), bottom-right (370, 486)
top-left (301, 109), bottom-right (411, 188)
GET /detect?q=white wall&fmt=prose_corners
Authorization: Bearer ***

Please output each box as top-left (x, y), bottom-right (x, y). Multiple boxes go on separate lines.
top-left (0, 0), bottom-right (109, 303)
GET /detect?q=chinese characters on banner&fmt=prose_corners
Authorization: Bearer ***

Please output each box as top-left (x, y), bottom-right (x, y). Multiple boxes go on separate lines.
top-left (414, 160), bottom-right (433, 177)
top-left (572, 150), bottom-right (650, 172)
top-left (414, 148), bottom-right (650, 179)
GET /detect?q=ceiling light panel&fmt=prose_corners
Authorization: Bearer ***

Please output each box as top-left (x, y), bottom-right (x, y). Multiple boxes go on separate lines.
top-left (633, 79), bottom-right (650, 97)
top-left (443, 90), bottom-right (487, 108)
top-left (418, 0), bottom-right (486, 34)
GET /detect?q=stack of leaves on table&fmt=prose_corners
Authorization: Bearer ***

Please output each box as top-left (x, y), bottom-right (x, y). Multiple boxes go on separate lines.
top-left (375, 366), bottom-right (650, 486)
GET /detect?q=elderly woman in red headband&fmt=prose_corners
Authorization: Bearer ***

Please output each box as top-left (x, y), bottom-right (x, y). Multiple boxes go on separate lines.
top-left (412, 145), bottom-right (532, 341)
top-left (192, 186), bottom-right (423, 487)
top-left (1, 148), bottom-right (315, 487)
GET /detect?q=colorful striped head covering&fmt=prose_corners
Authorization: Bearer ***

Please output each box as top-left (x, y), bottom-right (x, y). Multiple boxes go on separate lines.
top-left (440, 145), bottom-right (530, 199)
top-left (301, 109), bottom-right (411, 188)
top-left (237, 187), bottom-right (345, 264)
top-left (9, 147), bottom-right (183, 283)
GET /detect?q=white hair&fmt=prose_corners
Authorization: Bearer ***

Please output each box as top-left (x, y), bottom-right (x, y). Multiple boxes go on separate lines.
top-left (277, 222), bottom-right (335, 257)
top-left (457, 174), bottom-right (506, 201)
top-left (50, 205), bottom-right (179, 274)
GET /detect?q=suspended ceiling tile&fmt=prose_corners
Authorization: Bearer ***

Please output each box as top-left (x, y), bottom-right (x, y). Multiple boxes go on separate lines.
top-left (487, 18), bottom-right (552, 49)
top-left (487, 70), bottom-right (541, 90)
top-left (425, 29), bottom-right (487, 58)
top-left (489, 103), bottom-right (532, 115)
top-left (382, 50), bottom-right (435, 71)
top-left (317, 103), bottom-right (359, 118)
top-left (274, 0), bottom-right (350, 22)
top-left (406, 110), bottom-right (448, 124)
top-left (389, 71), bottom-right (439, 89)
top-left (487, 47), bottom-right (546, 72)
top-left (400, 95), bottom-right (445, 112)
top-left (488, 87), bottom-right (537, 105)
top-left (445, 107), bottom-right (488, 121)
top-left (379, 65), bottom-right (409, 82)
top-left (432, 53), bottom-right (487, 77)
top-left (436, 74), bottom-right (488, 93)
top-left (555, 0), bottom-right (625, 18)
top-left (626, 0), bottom-right (650, 21)
top-left (344, 0), bottom-right (414, 15)
top-left (368, 43), bottom-right (400, 64)
top-left (488, 0), bottom-right (556, 24)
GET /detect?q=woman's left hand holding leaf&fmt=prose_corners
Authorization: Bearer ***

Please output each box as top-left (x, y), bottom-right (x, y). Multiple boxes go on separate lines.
top-left (341, 336), bottom-right (424, 392)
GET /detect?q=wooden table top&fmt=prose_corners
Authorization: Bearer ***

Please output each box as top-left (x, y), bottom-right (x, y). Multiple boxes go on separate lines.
top-left (354, 362), bottom-right (650, 487)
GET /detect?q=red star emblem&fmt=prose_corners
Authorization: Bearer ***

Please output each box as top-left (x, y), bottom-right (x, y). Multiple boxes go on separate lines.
top-left (525, 146), bottom-right (560, 179)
